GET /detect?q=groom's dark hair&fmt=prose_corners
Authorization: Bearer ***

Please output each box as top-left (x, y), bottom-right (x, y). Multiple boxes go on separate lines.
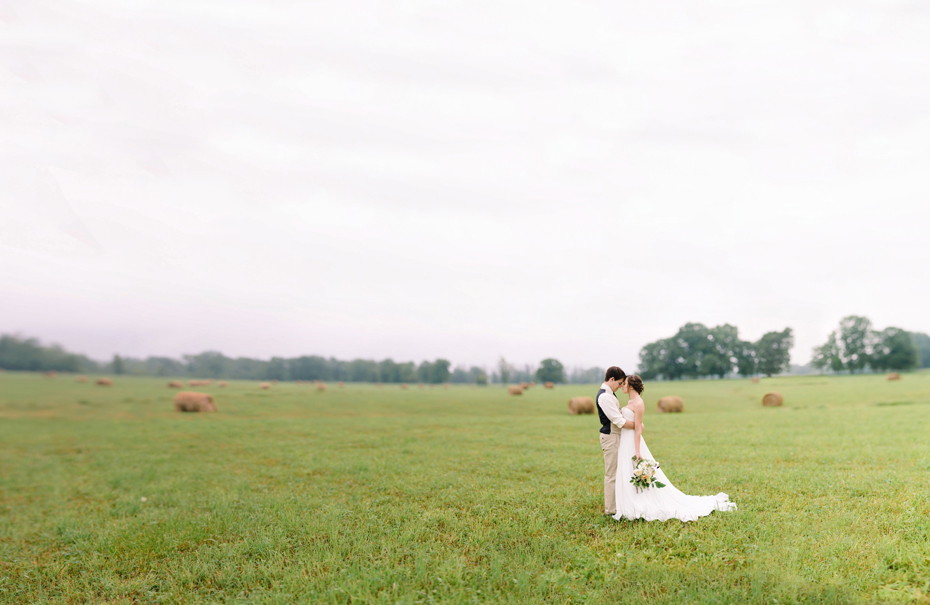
top-left (605, 366), bottom-right (626, 382)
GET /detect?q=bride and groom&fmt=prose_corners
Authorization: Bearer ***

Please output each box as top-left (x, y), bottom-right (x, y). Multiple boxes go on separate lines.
top-left (597, 366), bottom-right (737, 522)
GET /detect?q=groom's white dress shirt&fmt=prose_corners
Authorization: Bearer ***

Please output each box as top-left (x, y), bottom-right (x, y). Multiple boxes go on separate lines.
top-left (597, 383), bottom-right (627, 434)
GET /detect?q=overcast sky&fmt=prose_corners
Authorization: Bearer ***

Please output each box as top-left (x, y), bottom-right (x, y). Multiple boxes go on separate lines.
top-left (2, 0), bottom-right (930, 372)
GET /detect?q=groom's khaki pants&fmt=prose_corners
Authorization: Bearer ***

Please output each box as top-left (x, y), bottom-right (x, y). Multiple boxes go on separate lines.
top-left (600, 432), bottom-right (620, 514)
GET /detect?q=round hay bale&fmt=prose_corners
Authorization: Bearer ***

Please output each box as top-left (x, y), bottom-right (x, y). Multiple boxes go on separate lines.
top-left (418, 383), bottom-right (424, 389)
top-left (567, 396), bottom-right (595, 415)
top-left (887, 372), bottom-right (901, 381)
top-left (544, 382), bottom-right (555, 389)
top-left (751, 377), bottom-right (760, 384)
top-left (338, 382), bottom-right (345, 388)
top-left (400, 383), bottom-right (408, 390)
top-left (762, 392), bottom-right (783, 407)
top-left (443, 384), bottom-right (449, 389)
top-left (657, 396), bottom-right (684, 413)
top-left (317, 382), bottom-right (327, 391)
top-left (519, 382), bottom-right (530, 390)
top-left (508, 385), bottom-right (523, 396)
top-left (217, 381), bottom-right (227, 387)
top-left (167, 380), bottom-right (183, 388)
top-left (75, 375), bottom-right (88, 383)
top-left (44, 371), bottom-right (57, 378)
top-left (96, 377), bottom-right (112, 386)
top-left (174, 391), bottom-right (217, 413)
top-left (272, 380), bottom-right (279, 385)
top-left (259, 382), bottom-right (271, 390)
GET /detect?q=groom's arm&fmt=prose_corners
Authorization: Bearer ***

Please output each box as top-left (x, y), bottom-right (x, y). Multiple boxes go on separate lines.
top-left (596, 392), bottom-right (638, 431)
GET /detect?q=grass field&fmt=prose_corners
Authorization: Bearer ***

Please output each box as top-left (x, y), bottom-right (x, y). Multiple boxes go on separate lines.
top-left (1, 371), bottom-right (930, 604)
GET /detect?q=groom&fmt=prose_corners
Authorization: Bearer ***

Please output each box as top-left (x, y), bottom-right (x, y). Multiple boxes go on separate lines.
top-left (597, 366), bottom-right (637, 516)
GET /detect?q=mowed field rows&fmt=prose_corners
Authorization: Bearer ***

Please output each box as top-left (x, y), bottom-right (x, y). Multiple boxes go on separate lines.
top-left (1, 372), bottom-right (930, 604)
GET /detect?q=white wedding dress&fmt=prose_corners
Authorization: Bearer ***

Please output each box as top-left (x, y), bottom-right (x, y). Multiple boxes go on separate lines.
top-left (613, 404), bottom-right (737, 522)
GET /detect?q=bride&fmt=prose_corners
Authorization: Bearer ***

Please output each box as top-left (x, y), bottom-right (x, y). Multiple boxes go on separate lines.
top-left (613, 375), bottom-right (737, 522)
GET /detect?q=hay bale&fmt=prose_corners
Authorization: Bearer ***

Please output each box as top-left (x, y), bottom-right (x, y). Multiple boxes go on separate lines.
top-left (272, 380), bottom-right (279, 385)
top-left (418, 383), bottom-right (424, 389)
top-left (338, 382), bottom-right (345, 388)
top-left (567, 396), bottom-right (595, 415)
top-left (443, 384), bottom-right (449, 389)
top-left (400, 383), bottom-right (408, 389)
top-left (508, 385), bottom-right (523, 396)
top-left (657, 396), bottom-right (684, 413)
top-left (173, 391), bottom-right (217, 413)
top-left (762, 392), bottom-right (783, 407)
top-left (217, 381), bottom-right (227, 387)
top-left (887, 372), bottom-right (901, 381)
top-left (188, 380), bottom-right (204, 386)
top-left (544, 382), bottom-right (555, 389)
top-left (44, 371), bottom-right (57, 378)
top-left (96, 377), bottom-right (112, 386)
top-left (751, 377), bottom-right (760, 384)
top-left (167, 380), bottom-right (183, 388)
top-left (259, 382), bottom-right (271, 389)
top-left (317, 382), bottom-right (327, 391)
top-left (520, 382), bottom-right (530, 390)
top-left (76, 375), bottom-right (88, 383)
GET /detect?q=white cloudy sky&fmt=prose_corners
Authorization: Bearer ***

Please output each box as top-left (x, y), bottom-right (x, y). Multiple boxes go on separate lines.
top-left (2, 0), bottom-right (930, 372)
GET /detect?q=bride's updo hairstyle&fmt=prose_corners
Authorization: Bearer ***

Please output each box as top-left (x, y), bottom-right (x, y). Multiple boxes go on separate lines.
top-left (626, 375), bottom-right (645, 395)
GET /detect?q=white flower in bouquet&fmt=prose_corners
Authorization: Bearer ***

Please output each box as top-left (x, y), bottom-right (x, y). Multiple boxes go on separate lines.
top-left (630, 456), bottom-right (666, 492)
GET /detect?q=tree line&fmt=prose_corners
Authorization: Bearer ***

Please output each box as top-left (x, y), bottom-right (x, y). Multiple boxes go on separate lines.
top-left (638, 317), bottom-right (930, 380)
top-left (638, 323), bottom-right (794, 380)
top-left (0, 333), bottom-right (599, 385)
top-left (811, 315), bottom-right (923, 373)
top-left (4, 320), bottom-right (928, 384)
top-left (0, 335), bottom-right (470, 383)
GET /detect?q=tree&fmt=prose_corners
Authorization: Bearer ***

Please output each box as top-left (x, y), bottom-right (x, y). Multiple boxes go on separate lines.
top-left (449, 365), bottom-right (471, 383)
top-left (378, 359), bottom-right (399, 383)
top-left (497, 357), bottom-right (513, 384)
top-left (112, 355), bottom-right (125, 375)
top-left (535, 358), bottom-right (565, 383)
top-left (871, 328), bottom-right (920, 371)
top-left (755, 328), bottom-right (794, 377)
top-left (568, 366), bottom-right (604, 383)
top-left (397, 362), bottom-right (417, 383)
top-left (812, 316), bottom-right (877, 373)
top-left (811, 331), bottom-right (843, 373)
top-left (184, 351), bottom-right (229, 378)
top-left (417, 361), bottom-right (433, 384)
top-left (637, 322), bottom-right (754, 380)
top-left (430, 359), bottom-right (451, 384)
top-left (700, 324), bottom-right (746, 378)
top-left (912, 333), bottom-right (930, 368)
top-left (265, 357), bottom-right (289, 381)
top-left (0, 334), bottom-right (94, 373)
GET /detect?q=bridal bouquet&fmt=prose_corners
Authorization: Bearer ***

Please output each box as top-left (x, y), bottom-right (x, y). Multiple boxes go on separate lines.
top-left (630, 456), bottom-right (666, 492)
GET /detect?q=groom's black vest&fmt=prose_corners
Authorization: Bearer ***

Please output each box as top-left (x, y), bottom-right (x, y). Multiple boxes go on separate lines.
top-left (595, 387), bottom-right (613, 435)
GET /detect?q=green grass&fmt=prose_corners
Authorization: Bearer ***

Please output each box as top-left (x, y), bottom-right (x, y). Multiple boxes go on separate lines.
top-left (1, 371), bottom-right (930, 604)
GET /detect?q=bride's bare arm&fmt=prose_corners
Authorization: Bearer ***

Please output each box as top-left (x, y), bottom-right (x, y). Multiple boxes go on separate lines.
top-left (633, 405), bottom-right (644, 459)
